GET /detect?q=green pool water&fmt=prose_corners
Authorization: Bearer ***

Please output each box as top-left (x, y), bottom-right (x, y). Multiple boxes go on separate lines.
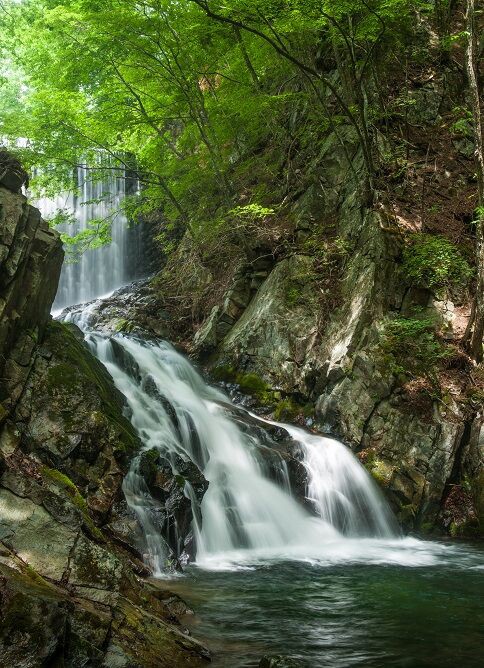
top-left (168, 542), bottom-right (484, 667)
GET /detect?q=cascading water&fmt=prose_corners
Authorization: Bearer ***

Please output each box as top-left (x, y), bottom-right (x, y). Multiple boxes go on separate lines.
top-left (256, 416), bottom-right (398, 539)
top-left (61, 315), bottom-right (425, 575)
top-left (37, 163), bottom-right (141, 311)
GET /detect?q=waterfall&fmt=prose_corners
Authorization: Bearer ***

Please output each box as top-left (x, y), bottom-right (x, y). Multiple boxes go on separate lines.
top-left (73, 325), bottom-right (401, 573)
top-left (36, 164), bottom-right (141, 311)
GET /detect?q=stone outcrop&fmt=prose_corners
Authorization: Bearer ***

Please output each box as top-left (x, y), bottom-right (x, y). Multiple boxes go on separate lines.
top-left (190, 127), bottom-right (484, 536)
top-left (213, 255), bottom-right (320, 390)
top-left (60, 279), bottom-right (171, 337)
top-left (0, 154), bottom-right (210, 667)
top-left (0, 164), bottom-right (63, 418)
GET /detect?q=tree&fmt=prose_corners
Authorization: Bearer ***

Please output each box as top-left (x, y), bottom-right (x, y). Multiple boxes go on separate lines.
top-left (188, 0), bottom-right (413, 200)
top-left (463, 0), bottom-right (484, 362)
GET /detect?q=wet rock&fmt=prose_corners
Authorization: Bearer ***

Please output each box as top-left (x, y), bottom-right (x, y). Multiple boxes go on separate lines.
top-left (61, 278), bottom-right (170, 337)
top-left (0, 155), bottom-right (211, 666)
top-left (217, 402), bottom-right (309, 505)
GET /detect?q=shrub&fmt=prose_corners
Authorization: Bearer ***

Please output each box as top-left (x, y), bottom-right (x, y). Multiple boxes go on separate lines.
top-left (381, 317), bottom-right (450, 388)
top-left (273, 397), bottom-right (300, 421)
top-left (402, 234), bottom-right (473, 291)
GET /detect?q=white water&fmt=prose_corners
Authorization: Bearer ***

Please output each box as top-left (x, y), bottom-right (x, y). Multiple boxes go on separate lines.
top-left (67, 326), bottom-right (454, 574)
top-left (37, 164), bottom-right (139, 311)
top-left (256, 415), bottom-right (397, 538)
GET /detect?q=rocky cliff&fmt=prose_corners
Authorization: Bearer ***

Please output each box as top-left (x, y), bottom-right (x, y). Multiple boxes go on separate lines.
top-left (0, 155), bottom-right (210, 667)
top-left (146, 69), bottom-right (484, 538)
top-left (74, 112), bottom-right (483, 540)
top-left (206, 168), bottom-right (484, 535)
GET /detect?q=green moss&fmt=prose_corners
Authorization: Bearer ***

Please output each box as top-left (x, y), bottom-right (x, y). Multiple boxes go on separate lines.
top-left (211, 364), bottom-right (237, 383)
top-left (0, 402), bottom-right (8, 424)
top-left (302, 403), bottom-right (315, 418)
top-left (212, 365), bottom-right (276, 405)
top-left (23, 563), bottom-right (51, 588)
top-left (115, 318), bottom-right (135, 333)
top-left (419, 522), bottom-right (436, 535)
top-left (175, 474), bottom-right (186, 489)
top-left (139, 448), bottom-right (160, 483)
top-left (45, 321), bottom-right (138, 455)
top-left (364, 455), bottom-right (394, 487)
top-left (273, 398), bottom-right (300, 421)
top-left (235, 372), bottom-right (268, 397)
top-left (398, 503), bottom-right (418, 523)
top-left (285, 286), bottom-right (303, 307)
top-left (42, 466), bottom-right (105, 542)
top-left (46, 363), bottom-right (80, 394)
top-left (449, 519), bottom-right (480, 538)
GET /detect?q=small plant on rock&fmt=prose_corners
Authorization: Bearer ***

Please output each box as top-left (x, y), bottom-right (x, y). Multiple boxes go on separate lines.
top-left (381, 317), bottom-right (450, 390)
top-left (402, 234), bottom-right (473, 291)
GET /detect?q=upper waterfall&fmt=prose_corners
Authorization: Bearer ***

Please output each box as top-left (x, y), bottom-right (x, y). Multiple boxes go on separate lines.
top-left (36, 164), bottom-right (143, 311)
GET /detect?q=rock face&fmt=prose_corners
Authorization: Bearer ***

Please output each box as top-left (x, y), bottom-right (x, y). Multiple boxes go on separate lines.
top-left (190, 127), bottom-right (484, 536)
top-left (61, 278), bottom-right (171, 337)
top-left (0, 169), bottom-right (63, 416)
top-left (215, 255), bottom-right (320, 391)
top-left (0, 154), bottom-right (210, 667)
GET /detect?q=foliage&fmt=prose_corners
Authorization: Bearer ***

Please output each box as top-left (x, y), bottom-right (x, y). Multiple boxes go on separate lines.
top-left (402, 234), bottom-right (473, 291)
top-left (380, 316), bottom-right (450, 387)
top-left (273, 397), bottom-right (300, 421)
top-left (0, 0), bottom-right (417, 252)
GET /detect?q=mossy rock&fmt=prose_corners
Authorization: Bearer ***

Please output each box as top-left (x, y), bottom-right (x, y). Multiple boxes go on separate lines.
top-left (449, 519), bottom-right (481, 538)
top-left (363, 453), bottom-right (394, 487)
top-left (273, 398), bottom-right (301, 421)
top-left (42, 321), bottom-right (139, 457)
top-left (41, 466), bottom-right (105, 542)
top-left (235, 372), bottom-right (269, 399)
top-left (211, 364), bottom-right (237, 383)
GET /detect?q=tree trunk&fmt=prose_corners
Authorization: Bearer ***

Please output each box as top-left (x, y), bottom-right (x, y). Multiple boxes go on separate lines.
top-left (465, 0), bottom-right (484, 361)
top-left (233, 26), bottom-right (261, 89)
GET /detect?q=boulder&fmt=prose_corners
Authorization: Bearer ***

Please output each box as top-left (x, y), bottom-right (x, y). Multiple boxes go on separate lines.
top-left (214, 255), bottom-right (320, 393)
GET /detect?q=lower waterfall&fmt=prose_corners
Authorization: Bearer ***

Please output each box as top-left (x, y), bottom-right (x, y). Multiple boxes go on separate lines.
top-left (74, 328), bottom-right (426, 575)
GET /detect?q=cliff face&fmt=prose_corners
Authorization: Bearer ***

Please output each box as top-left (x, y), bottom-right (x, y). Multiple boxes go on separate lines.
top-left (207, 164), bottom-right (483, 534)
top-left (0, 157), bottom-right (210, 667)
top-left (155, 75), bottom-right (484, 537)
top-left (0, 162), bottom-right (63, 416)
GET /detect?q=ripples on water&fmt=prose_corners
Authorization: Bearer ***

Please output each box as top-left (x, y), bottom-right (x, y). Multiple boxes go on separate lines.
top-left (172, 544), bottom-right (484, 667)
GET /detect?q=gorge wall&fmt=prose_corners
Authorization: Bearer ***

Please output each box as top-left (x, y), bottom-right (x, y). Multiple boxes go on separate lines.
top-left (0, 156), bottom-right (210, 667)
top-left (136, 69), bottom-right (484, 538)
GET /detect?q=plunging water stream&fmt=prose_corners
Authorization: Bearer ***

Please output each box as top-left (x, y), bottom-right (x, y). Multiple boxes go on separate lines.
top-left (81, 333), bottom-right (401, 571)
top-left (38, 164), bottom-right (142, 311)
top-left (60, 310), bottom-right (470, 573)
